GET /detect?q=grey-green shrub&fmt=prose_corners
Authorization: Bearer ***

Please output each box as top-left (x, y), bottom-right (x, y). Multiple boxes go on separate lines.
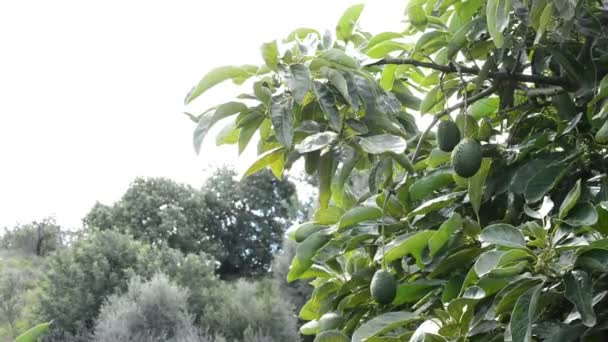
top-left (205, 278), bottom-right (300, 341)
top-left (92, 273), bottom-right (193, 342)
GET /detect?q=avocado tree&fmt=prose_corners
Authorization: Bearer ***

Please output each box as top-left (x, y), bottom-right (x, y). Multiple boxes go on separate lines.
top-left (184, 1), bottom-right (608, 341)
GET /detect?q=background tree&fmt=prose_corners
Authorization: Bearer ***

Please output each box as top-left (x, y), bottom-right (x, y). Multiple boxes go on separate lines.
top-left (184, 1), bottom-right (608, 341)
top-left (202, 167), bottom-right (298, 277)
top-left (84, 168), bottom-right (299, 278)
top-left (1, 217), bottom-right (63, 256)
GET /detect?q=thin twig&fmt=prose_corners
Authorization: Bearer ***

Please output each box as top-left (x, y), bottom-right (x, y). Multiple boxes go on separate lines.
top-left (366, 58), bottom-right (573, 88)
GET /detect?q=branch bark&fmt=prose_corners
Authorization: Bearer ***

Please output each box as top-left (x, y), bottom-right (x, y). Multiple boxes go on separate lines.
top-left (367, 58), bottom-right (573, 89)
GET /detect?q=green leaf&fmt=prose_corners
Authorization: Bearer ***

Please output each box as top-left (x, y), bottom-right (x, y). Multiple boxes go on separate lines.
top-left (414, 31), bottom-right (450, 55)
top-left (429, 213), bottom-right (462, 256)
top-left (410, 168), bottom-right (454, 202)
top-left (366, 41), bottom-right (409, 58)
top-left (563, 202), bottom-right (598, 227)
top-left (564, 270), bottom-right (596, 327)
top-left (336, 4), bottom-right (364, 41)
top-left (193, 102), bottom-right (247, 154)
top-left (559, 179), bottom-right (581, 219)
top-left (534, 3), bottom-right (553, 45)
top-left (407, 4), bottom-right (428, 31)
top-left (469, 158), bottom-right (492, 216)
top-left (419, 79), bottom-right (459, 114)
top-left (215, 120), bottom-right (239, 146)
top-left (296, 232), bottom-right (331, 268)
top-left (553, 0), bottom-right (577, 20)
top-left (270, 97), bottom-right (294, 147)
top-left (429, 248), bottom-right (483, 279)
top-left (15, 322), bottom-right (52, 342)
top-left (359, 134), bottom-right (407, 154)
top-left (284, 64), bottom-right (311, 104)
top-left (426, 148), bottom-right (451, 168)
top-left (295, 132), bottom-right (338, 154)
top-left (318, 49), bottom-right (360, 69)
top-left (351, 311), bottom-right (419, 342)
top-left (468, 98), bottom-right (500, 120)
top-left (321, 67), bottom-right (352, 107)
top-left (447, 20), bottom-right (475, 59)
top-left (393, 280), bottom-right (444, 305)
top-left (364, 32), bottom-right (404, 52)
top-left (380, 65), bottom-right (397, 91)
top-left (575, 248), bottom-right (608, 273)
top-left (338, 206), bottom-right (383, 231)
top-left (313, 81), bottom-right (341, 131)
top-left (486, 0), bottom-right (512, 48)
top-left (480, 224), bottom-right (526, 248)
top-left (314, 205), bottom-right (345, 225)
top-left (474, 250), bottom-right (505, 277)
top-left (238, 112), bottom-right (264, 153)
top-left (524, 163), bottom-right (570, 203)
top-left (410, 191), bottom-right (466, 217)
top-left (494, 279), bottom-right (542, 315)
top-left (509, 284), bottom-right (543, 342)
top-left (244, 147), bottom-right (284, 176)
top-left (378, 230), bottom-right (435, 264)
top-left (261, 41), bottom-right (279, 70)
top-left (185, 65), bottom-right (256, 104)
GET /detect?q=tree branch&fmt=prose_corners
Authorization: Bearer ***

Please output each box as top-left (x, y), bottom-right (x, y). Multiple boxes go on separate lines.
top-left (367, 58), bottom-right (573, 89)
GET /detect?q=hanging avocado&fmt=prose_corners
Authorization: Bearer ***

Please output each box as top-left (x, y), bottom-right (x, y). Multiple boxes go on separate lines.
top-left (437, 120), bottom-right (461, 152)
top-left (451, 138), bottom-right (482, 178)
top-left (370, 269), bottom-right (397, 305)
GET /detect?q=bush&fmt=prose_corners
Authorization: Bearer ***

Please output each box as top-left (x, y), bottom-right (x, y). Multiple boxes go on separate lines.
top-left (92, 273), bottom-right (194, 342)
top-left (35, 229), bottom-right (219, 336)
top-left (205, 278), bottom-right (300, 341)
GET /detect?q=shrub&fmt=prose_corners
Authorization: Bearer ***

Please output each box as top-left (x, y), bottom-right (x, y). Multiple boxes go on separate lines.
top-left (205, 278), bottom-right (300, 341)
top-left (92, 273), bottom-right (194, 342)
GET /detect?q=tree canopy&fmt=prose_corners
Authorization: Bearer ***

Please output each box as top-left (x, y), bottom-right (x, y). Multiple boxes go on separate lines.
top-left (84, 168), bottom-right (298, 278)
top-left (184, 1), bottom-right (608, 341)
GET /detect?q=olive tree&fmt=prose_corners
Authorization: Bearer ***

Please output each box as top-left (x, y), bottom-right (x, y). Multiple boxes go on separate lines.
top-left (184, 1), bottom-right (608, 341)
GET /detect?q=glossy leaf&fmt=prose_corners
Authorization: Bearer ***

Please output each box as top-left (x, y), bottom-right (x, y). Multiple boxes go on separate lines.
top-left (270, 97), bottom-right (294, 147)
top-left (409, 168), bottom-right (454, 202)
top-left (509, 284), bottom-right (542, 342)
top-left (480, 224), bottom-right (526, 248)
top-left (564, 270), bottom-right (596, 327)
top-left (295, 132), bottom-right (338, 154)
top-left (336, 4), bottom-right (364, 41)
top-left (338, 206), bottom-right (383, 231)
top-left (351, 311), bottom-right (419, 342)
top-left (428, 213), bottom-right (462, 256)
top-left (469, 158), bottom-right (492, 216)
top-left (261, 41), bottom-right (279, 70)
top-left (379, 230), bottom-right (435, 264)
top-left (193, 102), bottom-right (247, 154)
top-left (359, 134), bottom-right (407, 154)
top-left (559, 179), bottom-right (581, 219)
top-left (243, 147), bottom-right (284, 176)
top-left (285, 64), bottom-right (311, 104)
top-left (186, 65), bottom-right (256, 104)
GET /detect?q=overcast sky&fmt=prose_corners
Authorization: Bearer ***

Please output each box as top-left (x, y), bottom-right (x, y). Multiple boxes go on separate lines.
top-left (0, 0), bottom-right (405, 229)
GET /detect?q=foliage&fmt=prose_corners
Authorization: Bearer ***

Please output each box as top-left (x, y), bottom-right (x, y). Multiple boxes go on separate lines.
top-left (272, 238), bottom-right (313, 311)
top-left (185, 1), bottom-right (608, 341)
top-left (205, 278), bottom-right (300, 341)
top-left (0, 250), bottom-right (45, 340)
top-left (92, 273), bottom-right (195, 342)
top-left (35, 229), bottom-right (219, 337)
top-left (1, 217), bottom-right (63, 256)
top-left (84, 168), bottom-right (298, 278)
top-left (15, 322), bottom-right (51, 342)
top-left (203, 167), bottom-right (298, 277)
top-left (83, 177), bottom-right (216, 255)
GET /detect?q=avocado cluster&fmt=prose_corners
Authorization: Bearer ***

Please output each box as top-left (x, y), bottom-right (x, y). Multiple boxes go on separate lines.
top-left (438, 115), bottom-right (484, 178)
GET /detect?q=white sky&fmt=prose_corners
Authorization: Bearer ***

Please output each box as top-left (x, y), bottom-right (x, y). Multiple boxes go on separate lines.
top-left (0, 0), bottom-right (405, 229)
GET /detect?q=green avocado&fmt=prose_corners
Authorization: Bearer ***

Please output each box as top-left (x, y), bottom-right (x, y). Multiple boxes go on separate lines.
top-left (370, 269), bottom-right (397, 305)
top-left (437, 120), bottom-right (461, 152)
top-left (314, 330), bottom-right (349, 342)
top-left (451, 138), bottom-right (482, 178)
top-left (318, 312), bottom-right (343, 331)
top-left (595, 119), bottom-right (608, 144)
